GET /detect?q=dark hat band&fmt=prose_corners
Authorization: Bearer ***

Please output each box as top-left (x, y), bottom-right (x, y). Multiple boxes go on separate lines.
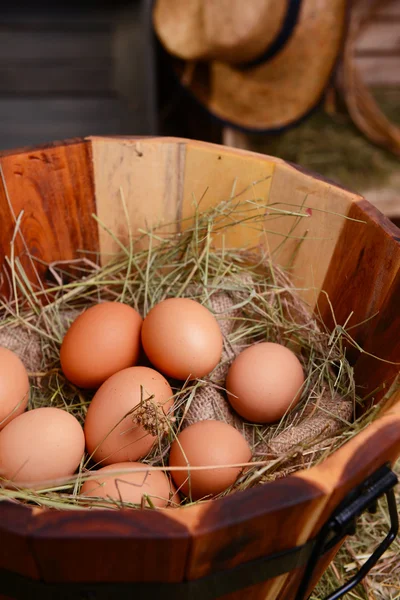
top-left (239, 0), bottom-right (303, 70)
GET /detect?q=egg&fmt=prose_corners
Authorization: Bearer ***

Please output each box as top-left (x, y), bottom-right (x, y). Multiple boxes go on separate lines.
top-left (80, 462), bottom-right (177, 508)
top-left (0, 407), bottom-right (84, 486)
top-left (226, 342), bottom-right (304, 423)
top-left (169, 420), bottom-right (252, 499)
top-left (60, 302), bottom-right (143, 388)
top-left (141, 298), bottom-right (223, 380)
top-left (0, 347), bottom-right (29, 430)
top-left (84, 366), bottom-right (174, 466)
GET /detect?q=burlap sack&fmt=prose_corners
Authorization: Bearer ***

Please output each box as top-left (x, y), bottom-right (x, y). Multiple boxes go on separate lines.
top-left (0, 308), bottom-right (82, 373)
top-left (0, 326), bottom-right (43, 373)
top-left (183, 281), bottom-right (354, 458)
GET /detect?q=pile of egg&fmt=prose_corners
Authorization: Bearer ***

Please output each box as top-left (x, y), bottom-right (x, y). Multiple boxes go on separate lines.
top-left (0, 298), bottom-right (304, 506)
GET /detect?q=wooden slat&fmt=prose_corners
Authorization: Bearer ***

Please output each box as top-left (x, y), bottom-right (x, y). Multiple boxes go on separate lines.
top-left (181, 141), bottom-right (275, 250)
top-left (91, 137), bottom-right (185, 260)
top-left (318, 199), bottom-right (400, 397)
top-left (266, 162), bottom-right (360, 308)
top-left (354, 256), bottom-right (400, 403)
top-left (0, 140), bottom-right (98, 289)
top-left (374, 0), bottom-right (400, 17)
top-left (0, 31), bottom-right (111, 61)
top-left (166, 471), bottom-right (330, 583)
top-left (355, 56), bottom-right (400, 85)
top-left (0, 504), bottom-right (39, 580)
top-left (0, 99), bottom-right (122, 150)
top-left (30, 508), bottom-right (190, 583)
top-left (0, 64), bottom-right (113, 94)
top-left (365, 184), bottom-right (400, 219)
top-left (356, 21), bottom-right (400, 53)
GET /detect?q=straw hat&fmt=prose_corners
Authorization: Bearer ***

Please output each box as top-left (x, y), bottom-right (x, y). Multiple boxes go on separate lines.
top-left (153, 0), bottom-right (347, 131)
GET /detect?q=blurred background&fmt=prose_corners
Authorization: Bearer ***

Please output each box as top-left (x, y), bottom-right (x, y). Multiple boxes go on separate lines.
top-left (0, 0), bottom-right (399, 226)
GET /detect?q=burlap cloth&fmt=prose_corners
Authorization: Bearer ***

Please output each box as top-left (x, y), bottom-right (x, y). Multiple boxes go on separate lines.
top-left (183, 279), bottom-right (353, 460)
top-left (0, 309), bottom-right (81, 373)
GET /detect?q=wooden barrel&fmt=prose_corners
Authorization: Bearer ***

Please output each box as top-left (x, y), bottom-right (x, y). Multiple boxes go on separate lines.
top-left (1, 136), bottom-right (399, 600)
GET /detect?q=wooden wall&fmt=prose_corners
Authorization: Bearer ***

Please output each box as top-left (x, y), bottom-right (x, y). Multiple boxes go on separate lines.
top-left (0, 0), bottom-right (156, 150)
top-left (356, 1), bottom-right (400, 86)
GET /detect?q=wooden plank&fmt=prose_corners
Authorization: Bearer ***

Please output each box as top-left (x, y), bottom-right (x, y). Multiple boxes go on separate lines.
top-left (166, 470), bottom-right (330, 592)
top-left (318, 199), bottom-right (400, 396)
top-left (0, 140), bottom-right (98, 290)
top-left (353, 253), bottom-right (400, 403)
top-left (0, 99), bottom-right (123, 150)
top-left (356, 21), bottom-right (400, 53)
top-left (355, 56), bottom-right (400, 85)
top-left (374, 0), bottom-right (400, 17)
top-left (266, 162), bottom-right (360, 308)
top-left (113, 0), bottom-right (158, 135)
top-left (0, 504), bottom-right (39, 580)
top-left (0, 31), bottom-right (111, 61)
top-left (365, 182), bottom-right (400, 219)
top-left (0, 64), bottom-right (113, 94)
top-left (91, 137), bottom-right (185, 261)
top-left (181, 141), bottom-right (275, 250)
top-left (30, 508), bottom-right (190, 583)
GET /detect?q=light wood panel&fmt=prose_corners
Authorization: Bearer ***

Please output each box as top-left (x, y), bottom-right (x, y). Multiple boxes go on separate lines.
top-left (267, 162), bottom-right (361, 307)
top-left (181, 140), bottom-right (275, 250)
top-left (91, 137), bottom-right (185, 259)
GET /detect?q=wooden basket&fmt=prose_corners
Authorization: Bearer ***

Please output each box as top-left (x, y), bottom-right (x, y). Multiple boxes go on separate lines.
top-left (1, 136), bottom-right (400, 600)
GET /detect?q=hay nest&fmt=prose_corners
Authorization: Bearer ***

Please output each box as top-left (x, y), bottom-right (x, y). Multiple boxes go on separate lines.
top-left (0, 193), bottom-right (386, 509)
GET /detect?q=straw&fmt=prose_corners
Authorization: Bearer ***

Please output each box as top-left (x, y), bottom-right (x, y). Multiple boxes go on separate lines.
top-left (0, 189), bottom-right (395, 509)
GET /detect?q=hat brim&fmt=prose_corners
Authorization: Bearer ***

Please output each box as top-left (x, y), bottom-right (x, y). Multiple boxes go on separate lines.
top-left (164, 0), bottom-right (347, 132)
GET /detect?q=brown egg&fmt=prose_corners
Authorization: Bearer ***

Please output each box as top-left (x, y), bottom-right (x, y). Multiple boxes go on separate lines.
top-left (226, 342), bottom-right (304, 423)
top-left (80, 462), bottom-right (176, 508)
top-left (60, 302), bottom-right (143, 389)
top-left (0, 347), bottom-right (29, 430)
top-left (169, 420), bottom-right (252, 499)
top-left (84, 366), bottom-right (174, 466)
top-left (0, 407), bottom-right (85, 486)
top-left (141, 298), bottom-right (223, 380)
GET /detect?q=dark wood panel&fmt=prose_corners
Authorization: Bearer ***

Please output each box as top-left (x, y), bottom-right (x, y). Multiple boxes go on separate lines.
top-left (0, 504), bottom-right (39, 579)
top-left (0, 99), bottom-right (124, 150)
top-left (0, 31), bottom-right (111, 61)
top-left (317, 199), bottom-right (400, 400)
top-left (182, 476), bottom-right (326, 581)
top-left (354, 267), bottom-right (400, 403)
top-left (30, 508), bottom-right (190, 583)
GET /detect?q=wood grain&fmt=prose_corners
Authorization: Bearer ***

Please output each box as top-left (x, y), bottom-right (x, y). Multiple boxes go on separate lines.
top-left (355, 56), bottom-right (400, 85)
top-left (29, 508), bottom-right (190, 583)
top-left (266, 161), bottom-right (361, 308)
top-left (318, 199), bottom-right (400, 399)
top-left (0, 504), bottom-right (39, 579)
top-left (181, 140), bottom-right (275, 250)
top-left (166, 471), bottom-right (330, 588)
top-left (91, 136), bottom-right (185, 260)
top-left (0, 140), bottom-right (98, 293)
